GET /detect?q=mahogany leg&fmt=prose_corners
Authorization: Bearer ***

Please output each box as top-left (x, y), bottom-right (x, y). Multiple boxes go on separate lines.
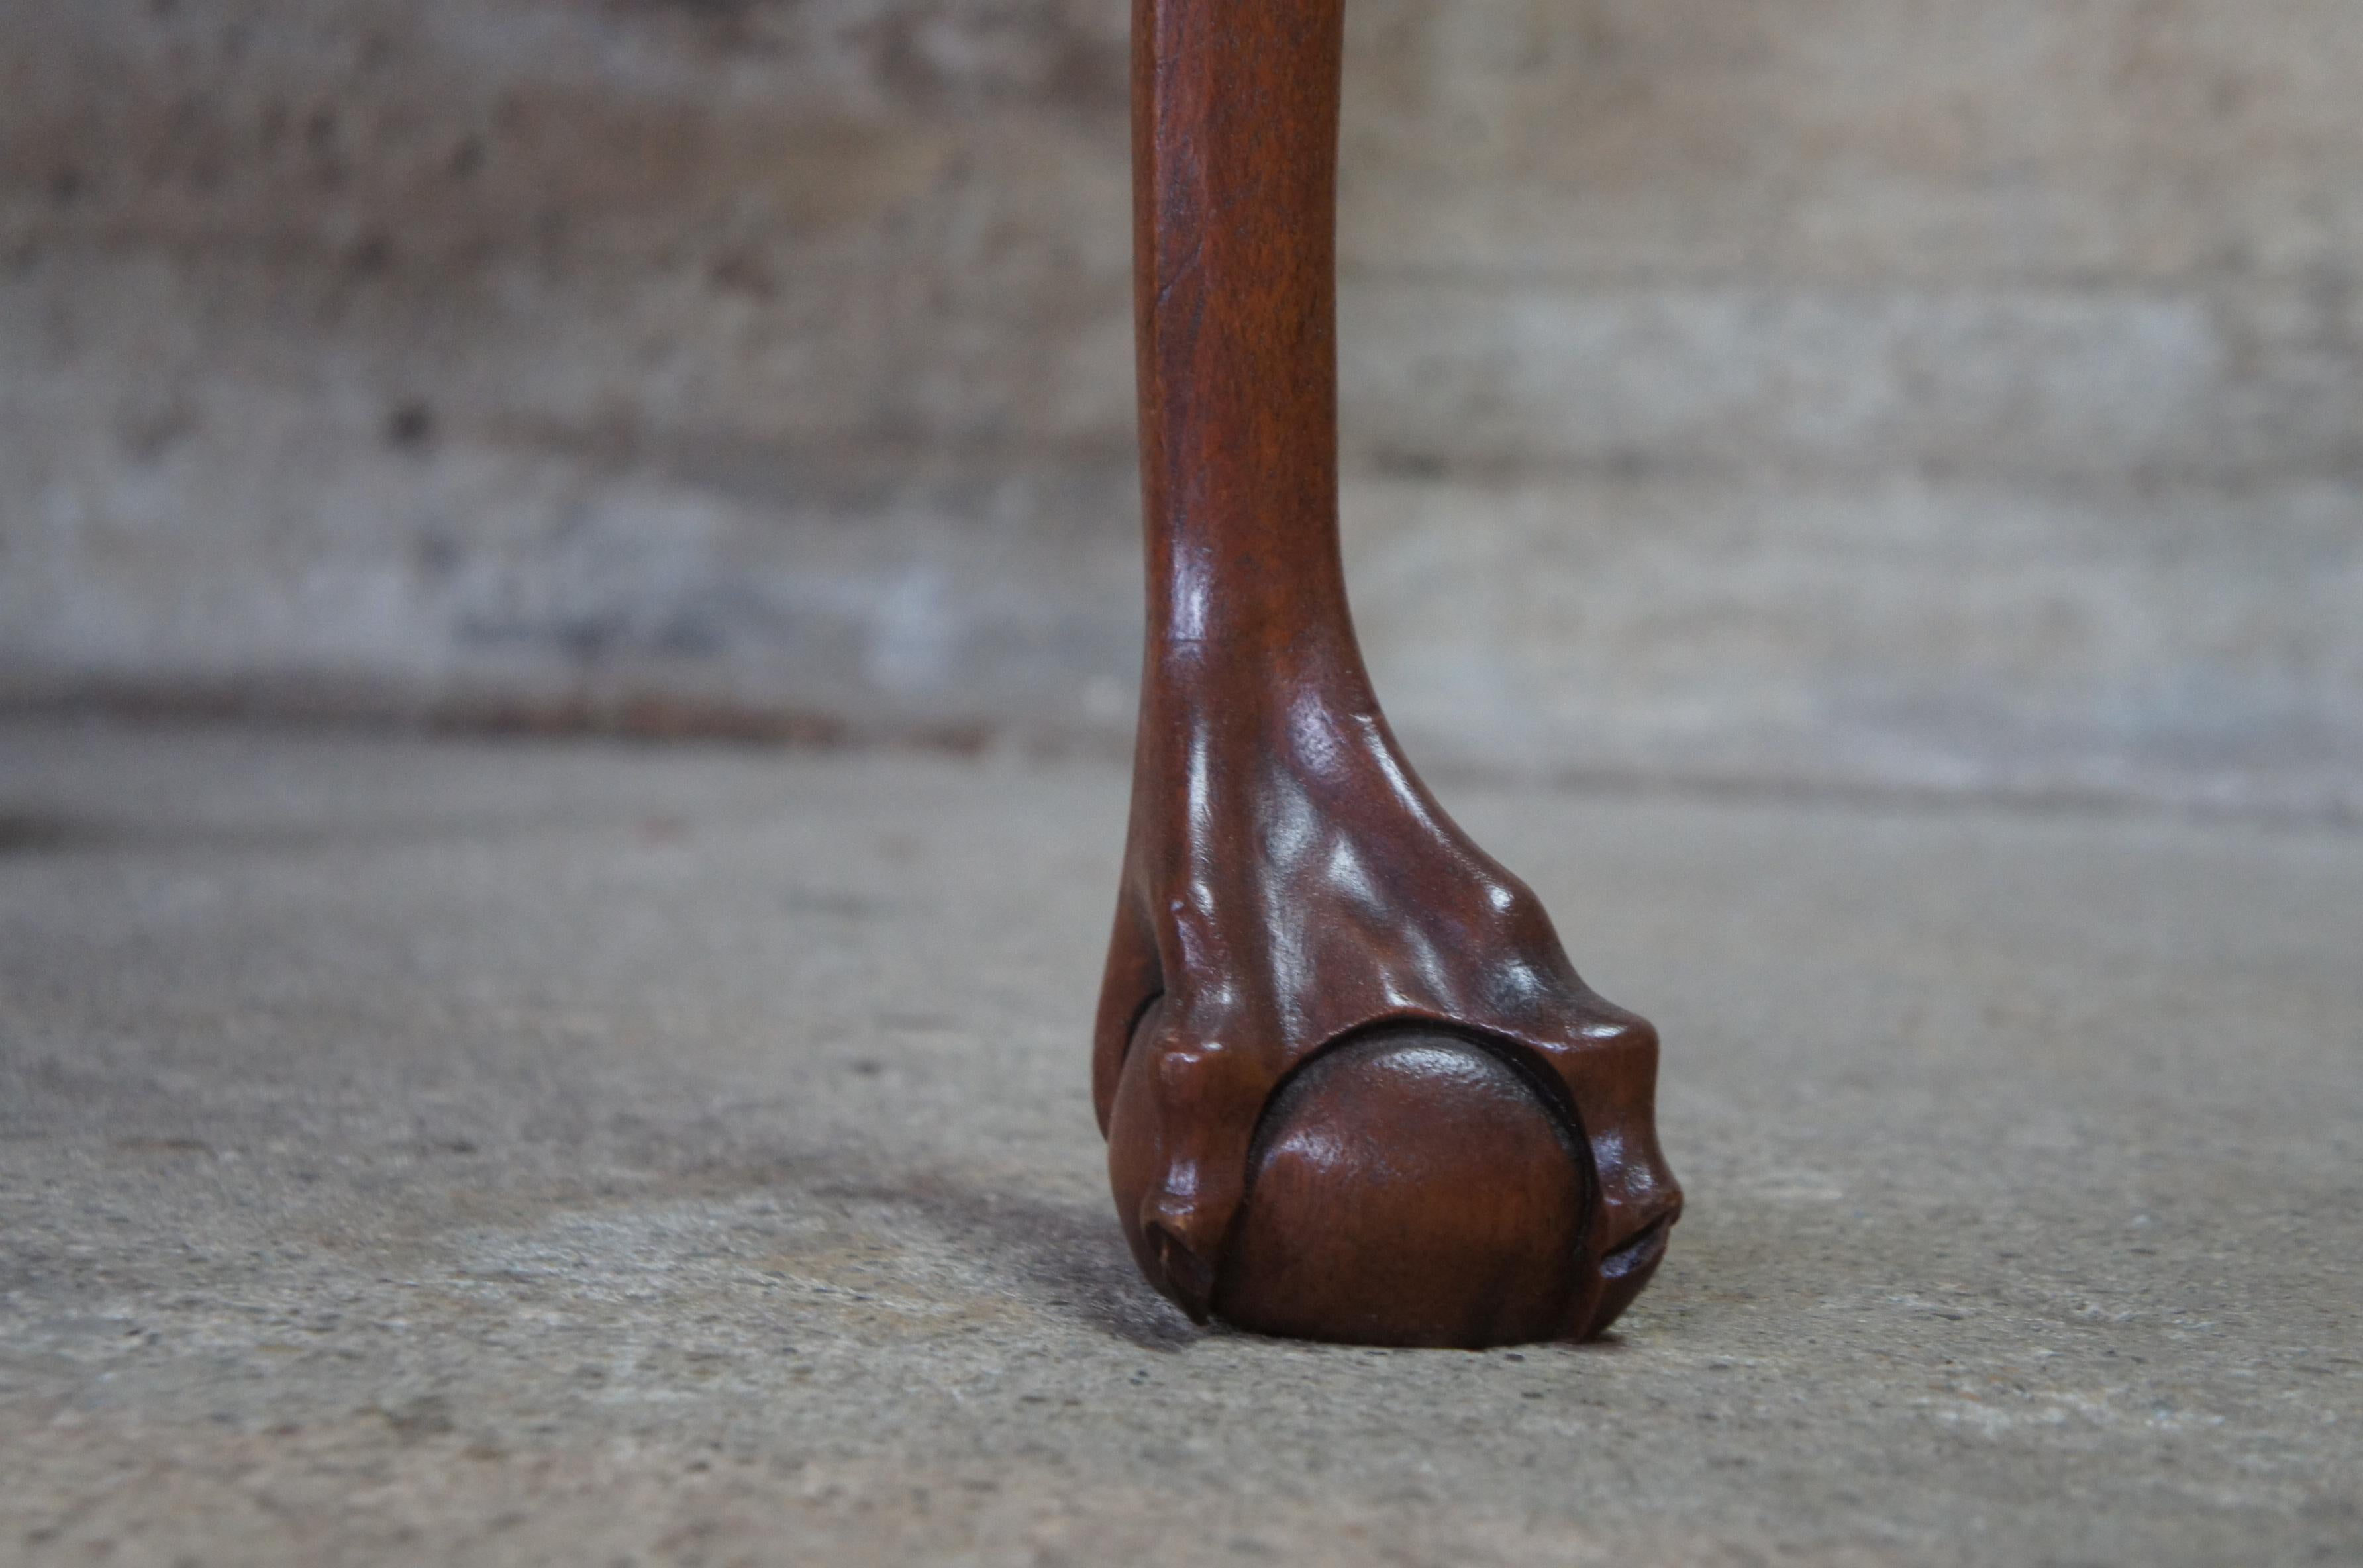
top-left (1096, 0), bottom-right (1682, 1348)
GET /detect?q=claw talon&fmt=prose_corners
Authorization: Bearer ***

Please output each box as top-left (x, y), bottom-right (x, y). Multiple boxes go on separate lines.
top-left (1142, 1218), bottom-right (1218, 1323)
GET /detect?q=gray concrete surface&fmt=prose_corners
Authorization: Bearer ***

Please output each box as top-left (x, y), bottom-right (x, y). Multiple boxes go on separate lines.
top-left (6, 0), bottom-right (2363, 810)
top-left (1, 717), bottom-right (2357, 1564)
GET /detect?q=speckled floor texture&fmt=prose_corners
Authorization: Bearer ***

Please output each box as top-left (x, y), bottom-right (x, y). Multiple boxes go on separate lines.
top-left (1, 718), bottom-right (2356, 1565)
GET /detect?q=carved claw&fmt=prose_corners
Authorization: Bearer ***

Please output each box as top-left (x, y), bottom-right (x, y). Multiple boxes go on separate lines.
top-left (1093, 687), bottom-right (1682, 1347)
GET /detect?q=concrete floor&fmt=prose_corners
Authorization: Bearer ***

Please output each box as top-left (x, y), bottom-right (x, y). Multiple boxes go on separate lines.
top-left (1, 719), bottom-right (2356, 1565)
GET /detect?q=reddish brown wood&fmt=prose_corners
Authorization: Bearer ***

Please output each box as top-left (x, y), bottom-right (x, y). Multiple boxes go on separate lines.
top-left (1097, 0), bottom-right (1681, 1347)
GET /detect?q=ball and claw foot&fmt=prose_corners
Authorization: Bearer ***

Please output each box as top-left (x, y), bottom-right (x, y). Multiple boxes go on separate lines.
top-left (1093, 698), bottom-right (1683, 1349)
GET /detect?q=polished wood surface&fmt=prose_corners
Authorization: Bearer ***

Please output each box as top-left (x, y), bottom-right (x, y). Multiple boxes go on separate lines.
top-left (1216, 1030), bottom-right (1595, 1348)
top-left (1097, 0), bottom-right (1680, 1347)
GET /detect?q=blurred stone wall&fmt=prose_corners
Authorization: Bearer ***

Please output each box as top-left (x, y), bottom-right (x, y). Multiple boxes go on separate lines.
top-left (3, 0), bottom-right (2358, 812)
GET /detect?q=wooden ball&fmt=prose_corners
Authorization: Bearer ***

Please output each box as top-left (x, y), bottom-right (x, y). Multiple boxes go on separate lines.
top-left (1212, 1031), bottom-right (1594, 1348)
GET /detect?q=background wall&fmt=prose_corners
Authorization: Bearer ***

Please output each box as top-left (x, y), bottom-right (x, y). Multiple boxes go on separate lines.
top-left (3, 0), bottom-right (2358, 814)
